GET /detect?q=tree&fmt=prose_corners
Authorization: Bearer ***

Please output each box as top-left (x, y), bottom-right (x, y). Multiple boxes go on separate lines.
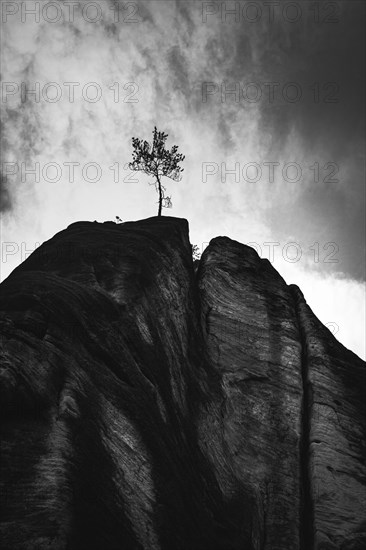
top-left (129, 126), bottom-right (185, 216)
top-left (192, 244), bottom-right (201, 261)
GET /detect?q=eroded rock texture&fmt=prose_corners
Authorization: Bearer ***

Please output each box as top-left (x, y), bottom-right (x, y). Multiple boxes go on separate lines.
top-left (0, 217), bottom-right (365, 550)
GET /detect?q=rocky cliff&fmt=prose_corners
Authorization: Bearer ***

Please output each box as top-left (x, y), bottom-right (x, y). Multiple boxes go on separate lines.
top-left (0, 217), bottom-right (365, 550)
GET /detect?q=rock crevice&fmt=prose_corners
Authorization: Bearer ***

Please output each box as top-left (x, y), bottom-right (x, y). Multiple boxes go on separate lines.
top-left (290, 285), bottom-right (315, 550)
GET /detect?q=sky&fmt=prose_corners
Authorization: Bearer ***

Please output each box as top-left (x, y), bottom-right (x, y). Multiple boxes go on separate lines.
top-left (0, 0), bottom-right (365, 358)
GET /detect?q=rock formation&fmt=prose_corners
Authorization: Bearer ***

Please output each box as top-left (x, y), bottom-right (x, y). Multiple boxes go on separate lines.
top-left (0, 216), bottom-right (365, 549)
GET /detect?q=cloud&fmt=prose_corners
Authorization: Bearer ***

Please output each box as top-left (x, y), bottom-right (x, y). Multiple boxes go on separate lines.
top-left (0, 173), bottom-right (12, 213)
top-left (194, 0), bottom-right (365, 282)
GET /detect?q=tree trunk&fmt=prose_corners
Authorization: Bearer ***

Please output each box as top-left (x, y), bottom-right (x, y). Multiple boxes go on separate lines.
top-left (157, 175), bottom-right (162, 217)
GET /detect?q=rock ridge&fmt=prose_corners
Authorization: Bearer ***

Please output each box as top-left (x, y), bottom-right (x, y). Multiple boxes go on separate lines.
top-left (0, 216), bottom-right (365, 550)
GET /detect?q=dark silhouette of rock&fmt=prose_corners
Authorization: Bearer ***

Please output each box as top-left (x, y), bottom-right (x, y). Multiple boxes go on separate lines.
top-left (0, 217), bottom-right (365, 550)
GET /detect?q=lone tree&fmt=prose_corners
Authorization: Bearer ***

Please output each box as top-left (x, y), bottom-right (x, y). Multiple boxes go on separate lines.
top-left (129, 126), bottom-right (185, 216)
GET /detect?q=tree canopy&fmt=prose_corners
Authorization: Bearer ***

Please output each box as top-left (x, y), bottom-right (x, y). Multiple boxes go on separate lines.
top-left (129, 127), bottom-right (185, 216)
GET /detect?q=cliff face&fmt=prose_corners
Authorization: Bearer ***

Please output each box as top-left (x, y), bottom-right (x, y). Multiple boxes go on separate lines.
top-left (0, 217), bottom-right (365, 550)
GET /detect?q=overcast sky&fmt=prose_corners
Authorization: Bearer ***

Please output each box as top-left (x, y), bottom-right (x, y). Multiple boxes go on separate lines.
top-left (1, 0), bottom-right (365, 358)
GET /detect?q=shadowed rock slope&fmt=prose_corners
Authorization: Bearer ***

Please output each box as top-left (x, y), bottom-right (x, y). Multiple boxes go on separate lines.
top-left (0, 216), bottom-right (365, 550)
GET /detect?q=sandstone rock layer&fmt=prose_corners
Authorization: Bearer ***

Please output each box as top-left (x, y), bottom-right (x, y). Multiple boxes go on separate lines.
top-left (0, 217), bottom-right (365, 549)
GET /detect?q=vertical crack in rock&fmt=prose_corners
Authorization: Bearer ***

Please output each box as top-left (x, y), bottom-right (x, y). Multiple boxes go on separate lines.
top-left (290, 282), bottom-right (366, 549)
top-left (291, 286), bottom-right (314, 550)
